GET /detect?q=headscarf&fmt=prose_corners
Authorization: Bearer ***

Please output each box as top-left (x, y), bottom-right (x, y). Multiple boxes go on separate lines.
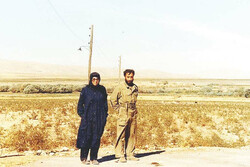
top-left (88, 72), bottom-right (107, 97)
top-left (89, 72), bottom-right (101, 87)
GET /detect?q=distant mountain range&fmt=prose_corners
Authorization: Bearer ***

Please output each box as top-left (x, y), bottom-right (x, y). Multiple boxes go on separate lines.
top-left (0, 59), bottom-right (193, 79)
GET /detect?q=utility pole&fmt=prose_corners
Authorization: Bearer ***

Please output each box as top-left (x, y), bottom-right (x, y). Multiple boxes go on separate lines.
top-left (88, 25), bottom-right (94, 80)
top-left (119, 55), bottom-right (121, 84)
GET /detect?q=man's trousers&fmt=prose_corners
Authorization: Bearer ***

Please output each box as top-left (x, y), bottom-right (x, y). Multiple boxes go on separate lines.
top-left (115, 107), bottom-right (137, 158)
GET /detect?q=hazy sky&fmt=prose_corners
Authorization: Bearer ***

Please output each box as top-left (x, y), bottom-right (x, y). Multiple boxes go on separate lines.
top-left (1, 0), bottom-right (250, 79)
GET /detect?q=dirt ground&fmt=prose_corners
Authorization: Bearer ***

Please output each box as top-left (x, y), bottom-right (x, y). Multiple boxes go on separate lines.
top-left (13, 147), bottom-right (249, 167)
top-left (1, 78), bottom-right (249, 167)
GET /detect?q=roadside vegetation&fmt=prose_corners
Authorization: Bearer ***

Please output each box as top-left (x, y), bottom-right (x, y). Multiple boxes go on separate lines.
top-left (0, 82), bottom-right (249, 97)
top-left (0, 99), bottom-right (249, 153)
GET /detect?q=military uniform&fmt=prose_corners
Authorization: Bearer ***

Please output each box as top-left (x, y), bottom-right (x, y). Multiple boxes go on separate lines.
top-left (110, 82), bottom-right (138, 158)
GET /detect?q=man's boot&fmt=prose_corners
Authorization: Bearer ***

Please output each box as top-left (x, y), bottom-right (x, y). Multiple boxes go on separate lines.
top-left (119, 156), bottom-right (127, 163)
top-left (127, 156), bottom-right (139, 161)
top-left (91, 160), bottom-right (99, 165)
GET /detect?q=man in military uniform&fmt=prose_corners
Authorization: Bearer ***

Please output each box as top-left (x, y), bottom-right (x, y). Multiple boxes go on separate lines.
top-left (110, 69), bottom-right (139, 163)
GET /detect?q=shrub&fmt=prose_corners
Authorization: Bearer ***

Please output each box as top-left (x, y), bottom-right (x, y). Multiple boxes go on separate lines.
top-left (58, 84), bottom-right (73, 93)
top-left (201, 86), bottom-right (213, 93)
top-left (73, 85), bottom-right (84, 92)
top-left (27, 124), bottom-right (50, 150)
top-left (5, 123), bottom-right (49, 151)
top-left (51, 84), bottom-right (72, 93)
top-left (158, 88), bottom-right (166, 93)
top-left (138, 87), bottom-right (154, 93)
top-left (245, 89), bottom-right (250, 98)
top-left (7, 128), bottom-right (29, 151)
top-left (163, 81), bottom-right (168, 85)
top-left (207, 83), bottom-right (219, 86)
top-left (23, 85), bottom-right (40, 94)
top-left (8, 84), bottom-right (21, 93)
top-left (233, 87), bottom-right (245, 97)
top-left (20, 84), bottom-right (31, 92)
top-left (210, 132), bottom-right (229, 147)
top-left (0, 85), bottom-right (10, 92)
top-left (39, 84), bottom-right (53, 93)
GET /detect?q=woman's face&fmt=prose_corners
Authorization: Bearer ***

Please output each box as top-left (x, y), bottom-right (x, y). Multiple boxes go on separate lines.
top-left (92, 77), bottom-right (100, 86)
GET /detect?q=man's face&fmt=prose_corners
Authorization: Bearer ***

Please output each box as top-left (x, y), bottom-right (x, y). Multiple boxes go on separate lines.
top-left (92, 77), bottom-right (100, 86)
top-left (125, 73), bottom-right (134, 84)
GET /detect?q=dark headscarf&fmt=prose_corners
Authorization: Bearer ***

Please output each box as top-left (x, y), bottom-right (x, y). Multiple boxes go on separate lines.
top-left (89, 72), bottom-right (101, 86)
top-left (88, 72), bottom-right (107, 97)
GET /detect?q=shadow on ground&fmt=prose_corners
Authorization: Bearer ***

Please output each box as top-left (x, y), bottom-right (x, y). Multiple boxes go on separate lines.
top-left (0, 154), bottom-right (24, 158)
top-left (98, 150), bottom-right (165, 163)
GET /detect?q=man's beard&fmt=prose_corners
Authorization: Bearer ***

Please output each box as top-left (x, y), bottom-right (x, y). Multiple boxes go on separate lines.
top-left (125, 79), bottom-right (134, 86)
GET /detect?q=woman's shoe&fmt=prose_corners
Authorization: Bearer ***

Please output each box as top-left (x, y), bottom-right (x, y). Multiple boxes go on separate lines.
top-left (81, 158), bottom-right (90, 165)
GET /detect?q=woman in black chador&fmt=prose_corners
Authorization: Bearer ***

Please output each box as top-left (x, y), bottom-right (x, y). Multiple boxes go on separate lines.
top-left (76, 72), bottom-right (108, 165)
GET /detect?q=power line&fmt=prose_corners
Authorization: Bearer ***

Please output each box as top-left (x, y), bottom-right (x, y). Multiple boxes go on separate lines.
top-left (94, 40), bottom-right (114, 62)
top-left (94, 46), bottom-right (115, 66)
top-left (47, 0), bottom-right (84, 43)
top-left (95, 44), bottom-right (108, 58)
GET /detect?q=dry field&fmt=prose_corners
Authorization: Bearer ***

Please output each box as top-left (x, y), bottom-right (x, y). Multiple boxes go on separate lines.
top-left (0, 78), bottom-right (249, 166)
top-left (0, 96), bottom-right (249, 152)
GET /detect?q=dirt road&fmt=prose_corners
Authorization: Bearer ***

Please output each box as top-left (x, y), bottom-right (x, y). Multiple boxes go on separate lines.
top-left (19, 147), bottom-right (250, 167)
